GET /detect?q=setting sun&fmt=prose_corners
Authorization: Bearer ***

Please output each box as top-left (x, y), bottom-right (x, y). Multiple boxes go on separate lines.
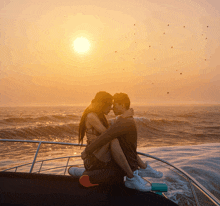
top-left (73, 37), bottom-right (91, 54)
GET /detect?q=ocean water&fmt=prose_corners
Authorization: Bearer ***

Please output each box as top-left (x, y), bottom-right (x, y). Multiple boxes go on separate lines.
top-left (0, 105), bottom-right (220, 205)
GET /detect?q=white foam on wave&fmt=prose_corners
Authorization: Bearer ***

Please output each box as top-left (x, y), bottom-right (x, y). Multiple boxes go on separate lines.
top-left (134, 117), bottom-right (151, 122)
top-left (138, 143), bottom-right (220, 205)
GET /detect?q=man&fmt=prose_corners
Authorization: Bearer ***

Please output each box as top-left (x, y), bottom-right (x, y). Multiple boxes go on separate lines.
top-left (80, 93), bottom-right (152, 191)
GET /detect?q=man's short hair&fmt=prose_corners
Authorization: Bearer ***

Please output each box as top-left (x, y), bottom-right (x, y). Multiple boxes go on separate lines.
top-left (113, 93), bottom-right (130, 109)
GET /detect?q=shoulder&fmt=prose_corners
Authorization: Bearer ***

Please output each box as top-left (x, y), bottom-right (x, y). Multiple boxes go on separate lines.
top-left (87, 112), bottom-right (97, 118)
top-left (86, 112), bottom-right (99, 121)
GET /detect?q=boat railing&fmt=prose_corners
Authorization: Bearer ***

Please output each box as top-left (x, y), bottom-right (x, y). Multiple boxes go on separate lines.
top-left (1, 139), bottom-right (220, 206)
top-left (1, 155), bottom-right (83, 175)
top-left (0, 139), bottom-right (86, 174)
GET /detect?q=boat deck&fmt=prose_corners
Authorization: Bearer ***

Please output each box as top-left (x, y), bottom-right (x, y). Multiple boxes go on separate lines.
top-left (0, 172), bottom-right (178, 206)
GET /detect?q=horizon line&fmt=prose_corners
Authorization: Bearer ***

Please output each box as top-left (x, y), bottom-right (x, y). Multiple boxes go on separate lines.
top-left (1, 101), bottom-right (220, 107)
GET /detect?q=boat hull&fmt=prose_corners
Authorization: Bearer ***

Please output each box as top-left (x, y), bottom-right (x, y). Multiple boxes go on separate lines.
top-left (0, 172), bottom-right (178, 206)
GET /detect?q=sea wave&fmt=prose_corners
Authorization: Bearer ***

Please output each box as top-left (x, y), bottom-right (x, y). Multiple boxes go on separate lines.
top-left (0, 115), bottom-right (80, 124)
top-left (150, 119), bottom-right (192, 126)
top-left (0, 116), bottom-right (219, 143)
top-left (0, 123), bottom-right (79, 139)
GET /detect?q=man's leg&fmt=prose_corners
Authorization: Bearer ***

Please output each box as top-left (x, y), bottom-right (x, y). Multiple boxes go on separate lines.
top-left (110, 139), bottom-right (152, 192)
top-left (110, 139), bottom-right (134, 178)
top-left (110, 140), bottom-right (163, 178)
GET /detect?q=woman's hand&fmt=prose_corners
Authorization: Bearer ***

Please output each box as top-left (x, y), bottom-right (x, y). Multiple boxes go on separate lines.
top-left (121, 108), bottom-right (134, 118)
top-left (81, 150), bottom-right (87, 160)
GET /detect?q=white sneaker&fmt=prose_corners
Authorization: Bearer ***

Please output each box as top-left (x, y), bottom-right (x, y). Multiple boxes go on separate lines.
top-left (138, 162), bottom-right (163, 178)
top-left (68, 167), bottom-right (85, 177)
top-left (125, 170), bottom-right (151, 192)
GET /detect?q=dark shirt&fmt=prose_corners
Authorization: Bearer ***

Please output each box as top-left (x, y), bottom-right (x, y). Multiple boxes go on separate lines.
top-left (85, 117), bottom-right (138, 171)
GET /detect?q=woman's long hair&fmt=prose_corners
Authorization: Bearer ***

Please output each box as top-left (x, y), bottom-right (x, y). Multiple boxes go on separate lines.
top-left (78, 91), bottom-right (112, 145)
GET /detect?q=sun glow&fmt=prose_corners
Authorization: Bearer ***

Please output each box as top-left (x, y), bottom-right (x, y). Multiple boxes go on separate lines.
top-left (73, 37), bottom-right (91, 54)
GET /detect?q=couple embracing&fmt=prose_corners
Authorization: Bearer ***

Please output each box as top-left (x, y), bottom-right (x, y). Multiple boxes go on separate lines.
top-left (69, 91), bottom-right (162, 192)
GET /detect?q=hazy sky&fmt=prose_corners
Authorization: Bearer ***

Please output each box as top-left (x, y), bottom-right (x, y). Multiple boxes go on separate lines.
top-left (1, 0), bottom-right (220, 106)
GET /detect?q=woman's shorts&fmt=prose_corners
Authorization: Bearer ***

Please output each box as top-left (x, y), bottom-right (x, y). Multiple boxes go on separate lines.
top-left (84, 153), bottom-right (109, 171)
top-left (83, 153), bottom-right (126, 184)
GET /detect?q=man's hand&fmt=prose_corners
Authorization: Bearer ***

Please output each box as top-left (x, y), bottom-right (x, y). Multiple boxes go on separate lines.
top-left (81, 150), bottom-right (87, 160)
top-left (121, 108), bottom-right (134, 118)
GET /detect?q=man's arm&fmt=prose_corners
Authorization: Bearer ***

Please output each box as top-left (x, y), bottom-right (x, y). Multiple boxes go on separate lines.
top-left (84, 118), bottom-right (129, 155)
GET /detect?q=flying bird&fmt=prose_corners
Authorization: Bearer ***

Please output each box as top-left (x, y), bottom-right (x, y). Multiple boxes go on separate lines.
top-left (180, 73), bottom-right (182, 75)
top-left (167, 24), bottom-right (169, 26)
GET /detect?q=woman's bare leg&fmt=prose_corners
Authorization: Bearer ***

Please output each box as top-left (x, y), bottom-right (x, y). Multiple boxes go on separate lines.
top-left (110, 139), bottom-right (134, 178)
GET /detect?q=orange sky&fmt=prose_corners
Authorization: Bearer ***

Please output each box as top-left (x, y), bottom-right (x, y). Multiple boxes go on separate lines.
top-left (1, 0), bottom-right (220, 106)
